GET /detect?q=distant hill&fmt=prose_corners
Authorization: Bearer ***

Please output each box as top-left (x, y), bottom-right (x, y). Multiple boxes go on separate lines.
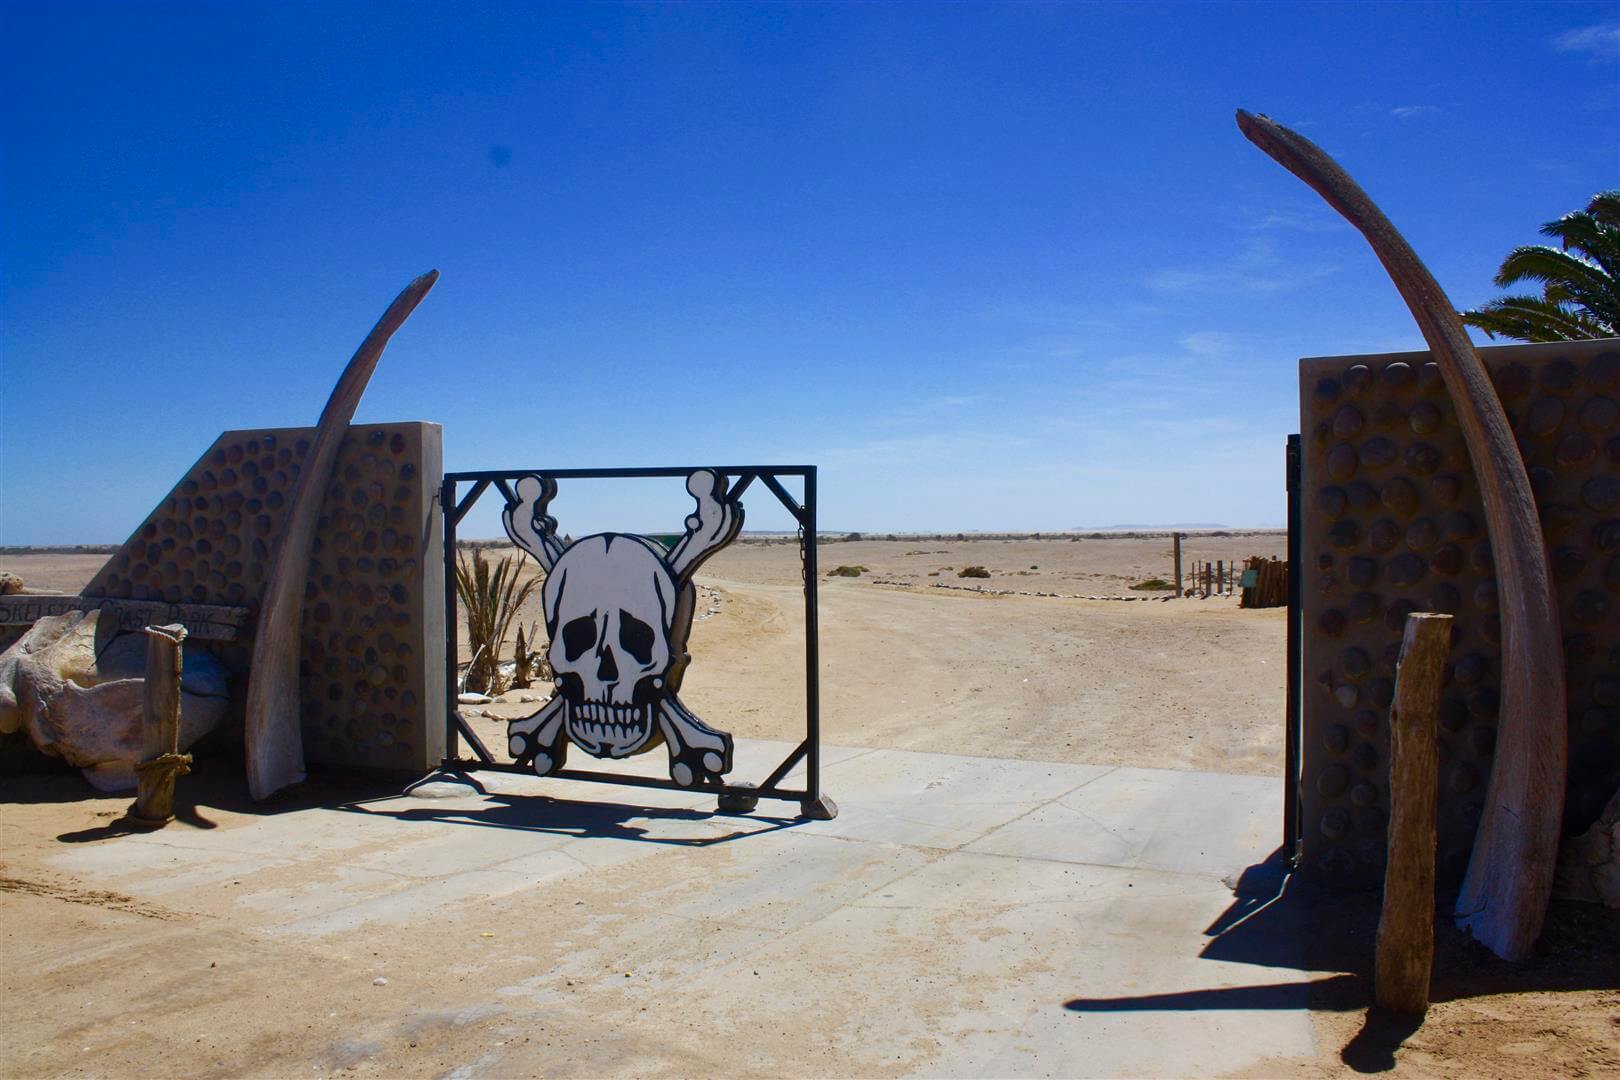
top-left (1071, 523), bottom-right (1229, 531)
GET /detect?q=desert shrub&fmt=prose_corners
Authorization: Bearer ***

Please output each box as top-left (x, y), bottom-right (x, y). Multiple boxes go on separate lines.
top-left (958, 566), bottom-right (991, 579)
top-left (511, 621), bottom-right (551, 689)
top-left (827, 565), bottom-right (867, 577)
top-left (1130, 577), bottom-right (1175, 591)
top-left (457, 549), bottom-right (540, 694)
top-left (845, 532), bottom-right (864, 542)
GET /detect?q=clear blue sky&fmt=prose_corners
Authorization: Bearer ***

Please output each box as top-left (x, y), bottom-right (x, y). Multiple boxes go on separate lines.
top-left (3, 2), bottom-right (1616, 543)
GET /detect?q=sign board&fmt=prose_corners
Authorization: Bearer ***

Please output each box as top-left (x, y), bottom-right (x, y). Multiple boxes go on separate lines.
top-left (501, 469), bottom-right (743, 787)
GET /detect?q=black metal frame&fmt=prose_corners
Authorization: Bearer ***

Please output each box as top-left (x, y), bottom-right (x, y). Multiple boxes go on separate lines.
top-left (1284, 434), bottom-right (1302, 863)
top-left (428, 465), bottom-right (835, 820)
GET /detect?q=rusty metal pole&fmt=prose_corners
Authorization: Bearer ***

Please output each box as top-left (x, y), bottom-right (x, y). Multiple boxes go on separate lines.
top-left (131, 623), bottom-right (190, 827)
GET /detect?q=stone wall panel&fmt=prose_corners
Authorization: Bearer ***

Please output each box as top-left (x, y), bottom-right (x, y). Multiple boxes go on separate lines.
top-left (1300, 341), bottom-right (1620, 885)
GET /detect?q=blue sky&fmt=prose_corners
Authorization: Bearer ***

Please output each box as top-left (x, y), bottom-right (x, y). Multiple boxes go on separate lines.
top-left (3, 2), bottom-right (1616, 543)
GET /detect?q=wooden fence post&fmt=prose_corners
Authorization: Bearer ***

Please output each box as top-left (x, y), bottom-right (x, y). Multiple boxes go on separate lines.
top-left (1376, 612), bottom-right (1453, 1015)
top-left (1172, 533), bottom-right (1183, 599)
top-left (131, 623), bottom-right (191, 828)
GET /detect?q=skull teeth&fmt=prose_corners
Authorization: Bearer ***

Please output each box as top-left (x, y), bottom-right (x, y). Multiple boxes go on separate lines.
top-left (567, 702), bottom-right (652, 754)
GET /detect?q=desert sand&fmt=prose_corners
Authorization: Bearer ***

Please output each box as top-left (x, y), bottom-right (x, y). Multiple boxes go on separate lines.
top-left (2, 534), bottom-right (1616, 1077)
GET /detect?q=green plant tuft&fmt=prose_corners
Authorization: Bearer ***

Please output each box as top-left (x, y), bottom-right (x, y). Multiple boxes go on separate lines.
top-left (456, 549), bottom-right (541, 695)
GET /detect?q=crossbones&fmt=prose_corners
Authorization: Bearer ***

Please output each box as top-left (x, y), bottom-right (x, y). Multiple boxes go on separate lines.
top-left (499, 470), bottom-right (743, 786)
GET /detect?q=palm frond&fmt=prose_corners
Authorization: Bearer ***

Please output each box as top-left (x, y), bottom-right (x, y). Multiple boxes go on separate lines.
top-left (1462, 190), bottom-right (1620, 344)
top-left (1541, 210), bottom-right (1620, 282)
top-left (1460, 295), bottom-right (1610, 342)
top-left (1491, 245), bottom-right (1620, 331)
top-left (1583, 190), bottom-right (1620, 230)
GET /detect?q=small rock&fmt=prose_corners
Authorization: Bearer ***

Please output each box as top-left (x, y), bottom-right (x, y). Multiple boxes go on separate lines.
top-left (457, 692), bottom-right (493, 705)
top-left (373, 977), bottom-right (389, 987)
top-left (518, 694), bottom-right (540, 703)
top-left (408, 780), bottom-right (480, 799)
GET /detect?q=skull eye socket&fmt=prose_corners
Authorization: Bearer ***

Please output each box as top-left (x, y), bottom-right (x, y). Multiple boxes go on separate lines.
top-left (619, 609), bottom-right (656, 666)
top-left (562, 615), bottom-right (598, 662)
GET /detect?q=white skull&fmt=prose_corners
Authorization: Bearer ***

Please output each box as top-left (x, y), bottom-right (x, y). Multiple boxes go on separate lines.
top-left (543, 534), bottom-right (687, 758)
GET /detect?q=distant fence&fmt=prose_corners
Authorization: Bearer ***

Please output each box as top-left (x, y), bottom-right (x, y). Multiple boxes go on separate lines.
top-left (1170, 533), bottom-right (1285, 606)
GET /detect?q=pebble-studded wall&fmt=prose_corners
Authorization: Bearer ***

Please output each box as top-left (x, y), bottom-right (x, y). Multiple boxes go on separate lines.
top-left (80, 422), bottom-right (445, 774)
top-left (1298, 340), bottom-right (1620, 886)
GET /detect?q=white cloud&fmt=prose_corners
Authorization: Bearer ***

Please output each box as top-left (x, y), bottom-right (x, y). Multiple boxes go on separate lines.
top-left (1178, 331), bottom-right (1237, 357)
top-left (1146, 239), bottom-right (1338, 295)
top-left (1253, 209), bottom-right (1345, 234)
top-left (1390, 104), bottom-right (1441, 119)
top-left (1552, 22), bottom-right (1620, 57)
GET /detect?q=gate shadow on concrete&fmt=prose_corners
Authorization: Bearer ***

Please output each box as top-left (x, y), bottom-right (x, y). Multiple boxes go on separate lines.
top-left (1065, 847), bottom-right (1620, 1073)
top-left (334, 791), bottom-right (808, 847)
top-left (1063, 847), bottom-right (1409, 1072)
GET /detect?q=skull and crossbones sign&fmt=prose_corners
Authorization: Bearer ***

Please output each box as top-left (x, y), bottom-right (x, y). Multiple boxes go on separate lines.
top-left (500, 470), bottom-right (742, 787)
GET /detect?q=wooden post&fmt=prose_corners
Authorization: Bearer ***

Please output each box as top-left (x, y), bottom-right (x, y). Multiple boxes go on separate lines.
top-left (1172, 533), bottom-right (1183, 599)
top-left (131, 623), bottom-right (190, 827)
top-left (1217, 560), bottom-right (1225, 595)
top-left (1376, 612), bottom-right (1453, 1015)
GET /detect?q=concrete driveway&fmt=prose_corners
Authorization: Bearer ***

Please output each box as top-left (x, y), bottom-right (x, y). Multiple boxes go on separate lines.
top-left (29, 740), bottom-right (1315, 1077)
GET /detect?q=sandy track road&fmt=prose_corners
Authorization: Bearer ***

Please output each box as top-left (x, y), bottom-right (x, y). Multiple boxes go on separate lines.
top-left (679, 577), bottom-right (1285, 776)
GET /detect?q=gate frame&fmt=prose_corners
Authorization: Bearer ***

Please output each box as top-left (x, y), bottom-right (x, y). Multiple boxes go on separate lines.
top-left (422, 465), bottom-right (835, 820)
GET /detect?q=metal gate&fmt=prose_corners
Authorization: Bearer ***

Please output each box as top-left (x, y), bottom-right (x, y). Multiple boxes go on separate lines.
top-left (426, 465), bottom-right (835, 820)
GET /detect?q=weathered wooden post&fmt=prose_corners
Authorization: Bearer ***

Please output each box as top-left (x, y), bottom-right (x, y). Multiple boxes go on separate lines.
top-left (1172, 533), bottom-right (1183, 598)
top-left (1376, 612), bottom-right (1453, 1015)
top-left (130, 623), bottom-right (190, 828)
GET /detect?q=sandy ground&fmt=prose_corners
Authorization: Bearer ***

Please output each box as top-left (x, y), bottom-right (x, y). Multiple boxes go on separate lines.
top-left (446, 534), bottom-right (1289, 776)
top-left (3, 537), bottom-right (1617, 1077)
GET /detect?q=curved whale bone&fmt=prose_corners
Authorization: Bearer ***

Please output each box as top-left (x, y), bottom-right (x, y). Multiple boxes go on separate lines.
top-left (501, 474), bottom-right (564, 572)
top-left (1237, 110), bottom-right (1565, 961)
top-left (668, 469), bottom-right (744, 584)
top-left (245, 270), bottom-right (439, 801)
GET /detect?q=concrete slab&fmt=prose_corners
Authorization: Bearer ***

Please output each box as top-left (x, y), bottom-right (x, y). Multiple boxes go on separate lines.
top-left (965, 765), bottom-right (1280, 876)
top-left (42, 740), bottom-right (1314, 1076)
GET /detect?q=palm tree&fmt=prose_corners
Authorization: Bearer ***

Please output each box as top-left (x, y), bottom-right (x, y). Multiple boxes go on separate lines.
top-left (1460, 190), bottom-right (1619, 342)
top-left (455, 547), bottom-right (541, 695)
